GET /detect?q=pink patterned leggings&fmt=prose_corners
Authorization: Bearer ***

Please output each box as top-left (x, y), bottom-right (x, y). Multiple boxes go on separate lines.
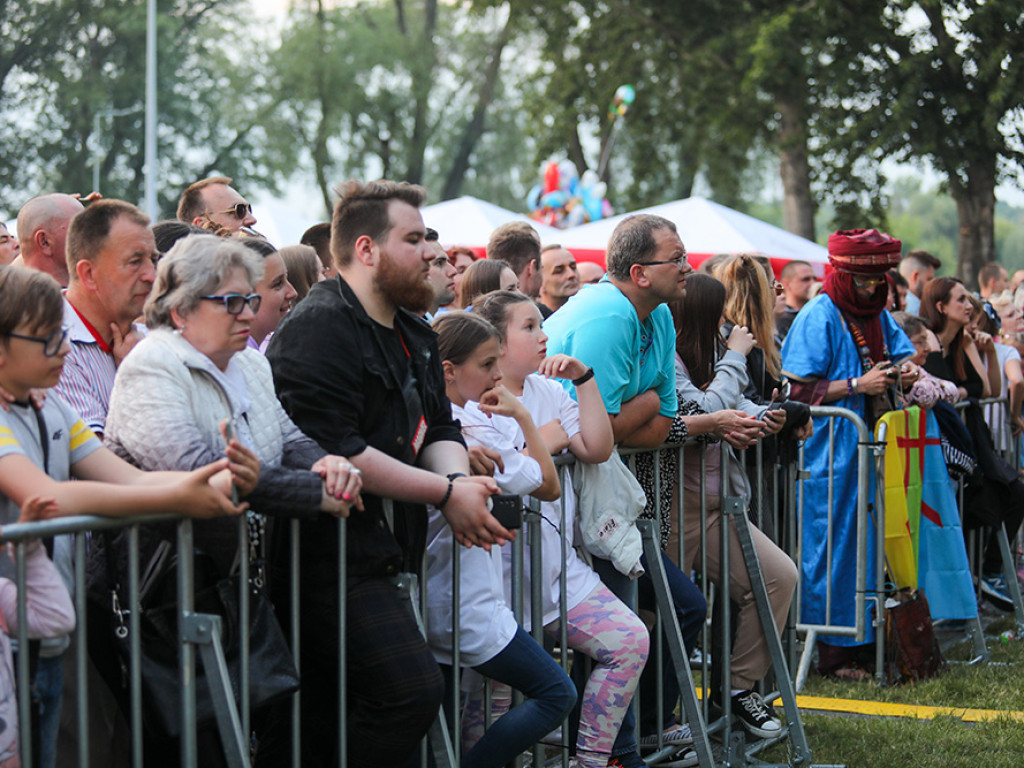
top-left (463, 584), bottom-right (649, 766)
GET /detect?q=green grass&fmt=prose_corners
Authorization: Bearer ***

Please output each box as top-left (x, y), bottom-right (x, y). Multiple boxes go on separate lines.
top-left (755, 619), bottom-right (1024, 767)
top-left (760, 713), bottom-right (1024, 768)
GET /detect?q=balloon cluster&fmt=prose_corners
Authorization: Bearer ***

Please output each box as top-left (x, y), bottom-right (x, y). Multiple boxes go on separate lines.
top-left (526, 160), bottom-right (613, 229)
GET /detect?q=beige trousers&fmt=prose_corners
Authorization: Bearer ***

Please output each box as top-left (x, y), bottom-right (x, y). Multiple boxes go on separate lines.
top-left (668, 489), bottom-right (798, 690)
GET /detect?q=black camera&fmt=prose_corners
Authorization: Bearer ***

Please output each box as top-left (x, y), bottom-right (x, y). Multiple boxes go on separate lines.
top-left (487, 494), bottom-right (523, 530)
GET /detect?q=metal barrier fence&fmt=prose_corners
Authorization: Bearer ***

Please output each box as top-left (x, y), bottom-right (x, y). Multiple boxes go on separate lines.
top-left (2, 396), bottom-right (1018, 767)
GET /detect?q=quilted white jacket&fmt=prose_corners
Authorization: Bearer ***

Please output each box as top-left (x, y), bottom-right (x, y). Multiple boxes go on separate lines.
top-left (106, 328), bottom-right (308, 471)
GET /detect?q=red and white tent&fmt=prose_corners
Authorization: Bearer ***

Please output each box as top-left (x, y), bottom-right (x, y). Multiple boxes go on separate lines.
top-left (421, 196), bottom-right (560, 257)
top-left (557, 196), bottom-right (829, 277)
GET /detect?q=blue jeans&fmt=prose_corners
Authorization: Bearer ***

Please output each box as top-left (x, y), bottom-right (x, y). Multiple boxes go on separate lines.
top-left (455, 627), bottom-right (577, 768)
top-left (36, 653), bottom-right (63, 768)
top-left (585, 553), bottom-right (706, 755)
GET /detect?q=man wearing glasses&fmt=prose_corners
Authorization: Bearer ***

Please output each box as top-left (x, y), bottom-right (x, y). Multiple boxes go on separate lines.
top-left (176, 175), bottom-right (258, 233)
top-left (58, 200), bottom-right (157, 438)
top-left (543, 214), bottom-right (707, 767)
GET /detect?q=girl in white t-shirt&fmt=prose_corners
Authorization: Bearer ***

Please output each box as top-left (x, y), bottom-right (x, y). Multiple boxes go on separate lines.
top-left (425, 311), bottom-right (575, 767)
top-left (476, 291), bottom-right (652, 768)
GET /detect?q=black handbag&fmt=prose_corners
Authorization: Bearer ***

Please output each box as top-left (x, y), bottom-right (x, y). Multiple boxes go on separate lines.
top-left (89, 534), bottom-right (299, 740)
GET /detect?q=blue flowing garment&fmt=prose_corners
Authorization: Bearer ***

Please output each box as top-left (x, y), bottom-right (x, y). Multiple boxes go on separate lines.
top-left (781, 294), bottom-right (914, 646)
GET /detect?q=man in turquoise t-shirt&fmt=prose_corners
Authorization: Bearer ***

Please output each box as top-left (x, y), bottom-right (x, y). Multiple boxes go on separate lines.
top-left (544, 215), bottom-right (687, 447)
top-left (543, 214), bottom-right (706, 767)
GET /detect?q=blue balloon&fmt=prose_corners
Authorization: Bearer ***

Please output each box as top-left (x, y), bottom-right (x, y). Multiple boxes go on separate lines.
top-left (527, 184), bottom-right (543, 211)
top-left (541, 190), bottom-right (569, 209)
top-left (582, 191), bottom-right (603, 222)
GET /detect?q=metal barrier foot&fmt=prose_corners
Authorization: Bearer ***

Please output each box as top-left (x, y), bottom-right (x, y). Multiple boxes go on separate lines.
top-left (181, 611), bottom-right (248, 768)
top-left (637, 520), bottom-right (716, 768)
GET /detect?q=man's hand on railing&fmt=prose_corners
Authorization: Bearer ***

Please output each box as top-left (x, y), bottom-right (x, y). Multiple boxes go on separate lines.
top-left (180, 460), bottom-right (248, 519)
top-left (467, 446), bottom-right (503, 476)
top-left (442, 475), bottom-right (514, 550)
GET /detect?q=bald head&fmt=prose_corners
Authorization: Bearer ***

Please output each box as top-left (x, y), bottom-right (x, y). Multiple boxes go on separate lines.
top-left (16, 194), bottom-right (85, 286)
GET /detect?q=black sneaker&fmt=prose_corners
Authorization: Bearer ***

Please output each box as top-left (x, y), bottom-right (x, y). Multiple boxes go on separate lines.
top-left (731, 689), bottom-right (782, 739)
top-left (981, 573), bottom-right (1015, 612)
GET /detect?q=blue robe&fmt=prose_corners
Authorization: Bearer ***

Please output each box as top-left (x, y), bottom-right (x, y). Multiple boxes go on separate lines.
top-left (781, 294), bottom-right (914, 646)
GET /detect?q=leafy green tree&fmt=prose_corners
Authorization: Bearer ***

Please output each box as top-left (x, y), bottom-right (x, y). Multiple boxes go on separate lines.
top-left (815, 1), bottom-right (1024, 287)
top-left (0, 0), bottom-right (290, 219)
top-left (269, 0), bottom-right (528, 215)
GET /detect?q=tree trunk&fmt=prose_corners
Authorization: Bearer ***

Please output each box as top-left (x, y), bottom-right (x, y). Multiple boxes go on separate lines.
top-left (404, 0), bottom-right (437, 184)
top-left (440, 13), bottom-right (513, 200)
top-left (952, 156), bottom-right (997, 290)
top-left (777, 94), bottom-right (815, 241)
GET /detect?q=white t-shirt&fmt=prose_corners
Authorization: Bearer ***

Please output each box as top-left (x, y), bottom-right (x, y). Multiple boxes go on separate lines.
top-left (424, 402), bottom-right (540, 666)
top-left (986, 343), bottom-right (1021, 452)
top-left (504, 374), bottom-right (601, 629)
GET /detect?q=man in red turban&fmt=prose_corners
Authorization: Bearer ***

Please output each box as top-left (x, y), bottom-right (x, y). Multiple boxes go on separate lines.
top-left (781, 228), bottom-right (920, 679)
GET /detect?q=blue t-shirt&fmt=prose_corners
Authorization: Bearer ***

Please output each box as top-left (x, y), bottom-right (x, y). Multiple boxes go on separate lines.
top-left (543, 280), bottom-right (677, 418)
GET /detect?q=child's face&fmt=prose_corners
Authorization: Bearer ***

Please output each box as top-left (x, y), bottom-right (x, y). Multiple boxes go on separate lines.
top-left (909, 330), bottom-right (932, 366)
top-left (500, 302), bottom-right (548, 381)
top-left (448, 336), bottom-right (503, 406)
top-left (0, 320), bottom-right (69, 399)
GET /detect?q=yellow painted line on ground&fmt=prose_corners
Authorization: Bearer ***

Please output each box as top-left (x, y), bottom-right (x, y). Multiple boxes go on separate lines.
top-left (693, 688), bottom-right (1024, 722)
top-left (793, 695), bottom-right (1024, 723)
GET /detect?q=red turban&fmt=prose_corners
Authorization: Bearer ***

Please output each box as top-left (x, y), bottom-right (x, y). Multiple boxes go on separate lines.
top-left (827, 229), bottom-right (902, 274)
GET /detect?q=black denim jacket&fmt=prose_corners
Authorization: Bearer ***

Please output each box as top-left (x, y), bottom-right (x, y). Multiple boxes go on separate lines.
top-left (266, 276), bottom-right (464, 579)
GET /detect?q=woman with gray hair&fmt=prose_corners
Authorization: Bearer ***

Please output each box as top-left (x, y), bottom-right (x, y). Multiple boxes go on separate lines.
top-left (98, 234), bottom-right (362, 764)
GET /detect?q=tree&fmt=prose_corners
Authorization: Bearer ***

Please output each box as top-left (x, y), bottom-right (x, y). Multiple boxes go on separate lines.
top-left (0, 0), bottom-right (289, 219)
top-left (269, 0), bottom-right (528, 215)
top-left (816, 1), bottom-right (1024, 287)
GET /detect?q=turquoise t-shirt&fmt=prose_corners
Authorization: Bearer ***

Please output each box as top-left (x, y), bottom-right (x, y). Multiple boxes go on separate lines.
top-left (543, 280), bottom-right (677, 418)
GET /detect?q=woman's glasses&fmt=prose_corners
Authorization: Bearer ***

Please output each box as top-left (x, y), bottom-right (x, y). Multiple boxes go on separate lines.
top-left (5, 326), bottom-right (70, 357)
top-left (200, 293), bottom-right (262, 315)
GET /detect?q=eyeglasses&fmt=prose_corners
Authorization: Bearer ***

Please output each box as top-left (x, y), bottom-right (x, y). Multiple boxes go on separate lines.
top-left (200, 293), bottom-right (262, 315)
top-left (5, 326), bottom-right (70, 357)
top-left (771, 280), bottom-right (785, 296)
top-left (210, 202), bottom-right (253, 220)
top-left (638, 255), bottom-right (689, 270)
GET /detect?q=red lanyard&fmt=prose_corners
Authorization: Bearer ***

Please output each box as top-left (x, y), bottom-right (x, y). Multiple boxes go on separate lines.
top-left (67, 302), bottom-right (113, 354)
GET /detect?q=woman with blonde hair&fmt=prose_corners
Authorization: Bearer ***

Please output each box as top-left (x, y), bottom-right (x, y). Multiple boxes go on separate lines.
top-left (713, 255), bottom-right (812, 535)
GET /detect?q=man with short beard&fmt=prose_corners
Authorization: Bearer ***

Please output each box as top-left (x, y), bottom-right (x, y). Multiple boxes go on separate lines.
top-left (264, 179), bottom-right (510, 768)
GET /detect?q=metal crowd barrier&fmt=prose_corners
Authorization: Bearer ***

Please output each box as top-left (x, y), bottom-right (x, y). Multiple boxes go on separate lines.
top-left (790, 406), bottom-right (879, 690)
top-left (5, 394), bottom-right (1021, 767)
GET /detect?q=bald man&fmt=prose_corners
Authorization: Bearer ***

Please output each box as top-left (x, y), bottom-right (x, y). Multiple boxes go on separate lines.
top-left (16, 193), bottom-right (85, 286)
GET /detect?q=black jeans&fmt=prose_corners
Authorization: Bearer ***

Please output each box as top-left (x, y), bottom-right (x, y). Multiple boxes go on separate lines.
top-left (258, 575), bottom-right (444, 768)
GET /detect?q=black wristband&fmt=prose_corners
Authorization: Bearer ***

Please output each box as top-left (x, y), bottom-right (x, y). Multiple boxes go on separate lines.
top-left (437, 473), bottom-right (467, 510)
top-left (572, 367), bottom-right (595, 387)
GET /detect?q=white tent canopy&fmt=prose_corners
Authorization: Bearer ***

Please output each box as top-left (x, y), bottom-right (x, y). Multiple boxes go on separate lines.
top-left (558, 196), bottom-right (829, 273)
top-left (421, 196), bottom-right (560, 249)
